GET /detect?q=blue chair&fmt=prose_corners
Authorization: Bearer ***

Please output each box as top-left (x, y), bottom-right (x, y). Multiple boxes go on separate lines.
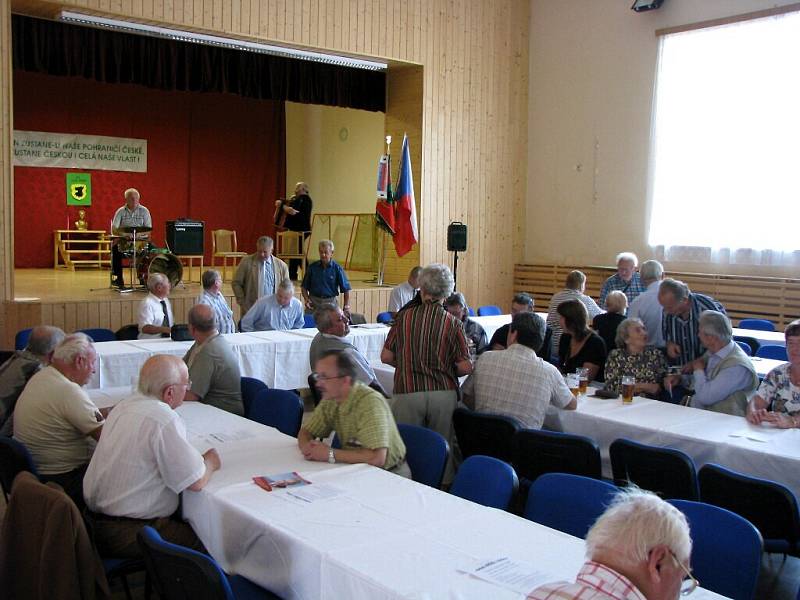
top-left (397, 424), bottom-right (449, 488)
top-left (452, 407), bottom-right (520, 463)
top-left (467, 307), bottom-right (475, 317)
top-left (756, 344), bottom-right (788, 361)
top-left (240, 377), bottom-right (268, 420)
top-left (524, 473), bottom-right (618, 539)
top-left (247, 389), bottom-right (304, 437)
top-left (376, 311), bottom-right (393, 324)
top-left (476, 305), bottom-right (502, 316)
top-left (736, 340), bottom-right (753, 356)
top-left (739, 318), bottom-right (775, 332)
top-left (450, 455), bottom-right (518, 510)
top-left (14, 328), bottom-right (32, 351)
top-left (138, 526), bottom-right (278, 599)
top-left (669, 499), bottom-right (762, 600)
top-left (610, 438), bottom-right (699, 501)
top-left (0, 436), bottom-right (39, 502)
top-left (303, 314), bottom-right (316, 328)
top-left (78, 328), bottom-right (117, 342)
top-left (734, 335), bottom-right (761, 356)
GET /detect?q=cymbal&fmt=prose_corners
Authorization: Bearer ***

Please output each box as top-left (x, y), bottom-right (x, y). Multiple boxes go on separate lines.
top-left (119, 225), bottom-right (152, 233)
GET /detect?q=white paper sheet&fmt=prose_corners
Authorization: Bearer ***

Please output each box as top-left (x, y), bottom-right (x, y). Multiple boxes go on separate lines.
top-left (464, 557), bottom-right (556, 595)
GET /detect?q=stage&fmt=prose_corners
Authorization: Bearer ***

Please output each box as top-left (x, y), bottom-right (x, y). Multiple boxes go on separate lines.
top-left (3, 268), bottom-right (397, 349)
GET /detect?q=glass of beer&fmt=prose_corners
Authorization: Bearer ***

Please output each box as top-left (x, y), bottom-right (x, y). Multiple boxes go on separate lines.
top-left (621, 375), bottom-right (635, 404)
top-left (567, 373), bottom-right (580, 398)
top-left (577, 367), bottom-right (589, 395)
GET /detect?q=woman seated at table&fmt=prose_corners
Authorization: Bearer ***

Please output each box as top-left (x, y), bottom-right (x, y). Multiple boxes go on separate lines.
top-left (557, 299), bottom-right (607, 382)
top-left (604, 318), bottom-right (667, 399)
top-left (747, 319), bottom-right (800, 428)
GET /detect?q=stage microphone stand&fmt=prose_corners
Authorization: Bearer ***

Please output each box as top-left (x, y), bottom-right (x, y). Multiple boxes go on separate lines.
top-left (452, 250), bottom-right (459, 291)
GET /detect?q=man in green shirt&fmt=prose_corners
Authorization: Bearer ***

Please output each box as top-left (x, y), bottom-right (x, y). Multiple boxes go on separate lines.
top-left (298, 350), bottom-right (410, 477)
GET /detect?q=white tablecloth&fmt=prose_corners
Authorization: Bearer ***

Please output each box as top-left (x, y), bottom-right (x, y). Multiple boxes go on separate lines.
top-left (732, 327), bottom-right (786, 347)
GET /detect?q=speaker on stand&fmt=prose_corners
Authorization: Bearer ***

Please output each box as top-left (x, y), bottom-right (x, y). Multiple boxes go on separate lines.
top-left (447, 222), bottom-right (467, 290)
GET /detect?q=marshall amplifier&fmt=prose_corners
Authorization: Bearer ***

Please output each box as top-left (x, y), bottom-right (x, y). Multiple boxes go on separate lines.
top-left (166, 219), bottom-right (204, 255)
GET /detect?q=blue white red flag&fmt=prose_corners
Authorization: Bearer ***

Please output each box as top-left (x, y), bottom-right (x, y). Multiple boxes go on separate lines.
top-left (375, 154), bottom-right (396, 234)
top-left (393, 134), bottom-right (418, 257)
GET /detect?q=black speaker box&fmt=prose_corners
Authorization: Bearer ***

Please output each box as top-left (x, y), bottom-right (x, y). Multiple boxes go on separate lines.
top-left (166, 220), bottom-right (204, 255)
top-left (447, 222), bottom-right (467, 252)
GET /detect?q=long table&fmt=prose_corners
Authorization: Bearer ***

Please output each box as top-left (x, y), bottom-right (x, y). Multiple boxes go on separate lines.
top-left (86, 390), bottom-right (723, 600)
top-left (732, 327), bottom-right (786, 347)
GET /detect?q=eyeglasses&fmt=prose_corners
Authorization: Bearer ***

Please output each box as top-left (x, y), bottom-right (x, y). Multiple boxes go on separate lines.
top-left (310, 373), bottom-right (345, 382)
top-left (670, 550), bottom-right (699, 596)
top-left (170, 380), bottom-right (192, 389)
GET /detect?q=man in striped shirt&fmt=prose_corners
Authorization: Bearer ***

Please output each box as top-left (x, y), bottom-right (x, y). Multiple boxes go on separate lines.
top-left (598, 252), bottom-right (646, 308)
top-left (658, 278), bottom-right (725, 364)
top-left (546, 270), bottom-right (603, 359)
top-left (381, 263), bottom-right (472, 482)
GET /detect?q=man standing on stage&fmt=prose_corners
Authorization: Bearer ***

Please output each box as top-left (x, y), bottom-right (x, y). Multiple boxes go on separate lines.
top-left (275, 181), bottom-right (313, 281)
top-left (111, 188), bottom-right (152, 289)
top-left (232, 236), bottom-right (290, 315)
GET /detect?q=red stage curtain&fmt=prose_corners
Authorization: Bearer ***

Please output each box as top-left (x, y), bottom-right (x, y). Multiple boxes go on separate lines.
top-left (13, 71), bottom-right (285, 267)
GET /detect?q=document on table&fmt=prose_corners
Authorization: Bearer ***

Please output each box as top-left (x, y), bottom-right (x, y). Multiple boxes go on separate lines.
top-left (206, 430), bottom-right (256, 443)
top-left (287, 483), bottom-right (345, 503)
top-left (463, 557), bottom-right (555, 594)
top-left (729, 429), bottom-right (770, 442)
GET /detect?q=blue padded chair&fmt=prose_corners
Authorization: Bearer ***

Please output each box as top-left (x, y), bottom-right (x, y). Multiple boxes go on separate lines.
top-left (452, 407), bottom-right (520, 463)
top-left (376, 311), bottom-right (393, 324)
top-left (78, 328), bottom-right (117, 342)
top-left (699, 463), bottom-right (800, 555)
top-left (303, 314), bottom-right (316, 328)
top-left (477, 305), bottom-right (502, 317)
top-left (450, 455), bottom-right (518, 510)
top-left (735, 340), bottom-right (753, 356)
top-left (739, 318), bottom-right (775, 332)
top-left (0, 436), bottom-right (39, 502)
top-left (734, 335), bottom-right (761, 356)
top-left (14, 328), bottom-right (32, 351)
top-left (397, 424), bottom-right (449, 488)
top-left (669, 499), bottom-right (762, 600)
top-left (610, 438), bottom-right (700, 501)
top-left (138, 526), bottom-right (278, 600)
top-left (241, 377), bottom-right (268, 420)
top-left (524, 473), bottom-right (618, 539)
top-left (467, 307), bottom-right (475, 317)
top-left (247, 389), bottom-right (304, 437)
top-left (756, 344), bottom-right (788, 361)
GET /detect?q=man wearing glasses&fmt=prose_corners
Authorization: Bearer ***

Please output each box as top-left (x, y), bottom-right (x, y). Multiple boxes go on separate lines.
top-left (528, 488), bottom-right (697, 599)
top-left (298, 350), bottom-right (410, 478)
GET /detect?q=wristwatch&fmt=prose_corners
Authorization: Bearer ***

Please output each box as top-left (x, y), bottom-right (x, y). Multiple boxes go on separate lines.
top-left (328, 448), bottom-right (336, 464)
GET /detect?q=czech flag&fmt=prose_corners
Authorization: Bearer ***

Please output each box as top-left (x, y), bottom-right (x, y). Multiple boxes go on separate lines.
top-left (394, 134), bottom-right (418, 257)
top-left (375, 154), bottom-right (396, 234)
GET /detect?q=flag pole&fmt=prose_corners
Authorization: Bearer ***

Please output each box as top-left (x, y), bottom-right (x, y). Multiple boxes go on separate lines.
top-left (377, 135), bottom-right (392, 286)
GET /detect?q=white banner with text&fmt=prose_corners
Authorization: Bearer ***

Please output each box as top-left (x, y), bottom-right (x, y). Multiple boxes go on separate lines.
top-left (13, 130), bottom-right (147, 172)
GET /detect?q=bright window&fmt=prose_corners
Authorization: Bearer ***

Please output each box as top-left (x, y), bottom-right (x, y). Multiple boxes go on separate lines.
top-left (648, 11), bottom-right (800, 252)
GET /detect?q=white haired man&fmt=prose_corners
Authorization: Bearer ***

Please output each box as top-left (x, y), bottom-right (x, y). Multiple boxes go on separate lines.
top-left (110, 188), bottom-right (152, 289)
top-left (14, 333), bottom-right (103, 509)
top-left (599, 252), bottom-right (646, 308)
top-left (528, 488), bottom-right (695, 600)
top-left (197, 269), bottom-right (235, 334)
top-left (232, 236), bottom-right (290, 315)
top-left (240, 279), bottom-right (304, 331)
top-left (84, 355), bottom-right (220, 558)
top-left (137, 272), bottom-right (174, 339)
top-left (0, 325), bottom-right (65, 436)
top-left (301, 239), bottom-right (352, 316)
top-left (388, 266), bottom-right (422, 316)
top-left (628, 259), bottom-right (665, 348)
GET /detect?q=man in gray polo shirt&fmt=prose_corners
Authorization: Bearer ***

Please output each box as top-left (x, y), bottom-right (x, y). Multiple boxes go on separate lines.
top-left (182, 304), bottom-right (243, 416)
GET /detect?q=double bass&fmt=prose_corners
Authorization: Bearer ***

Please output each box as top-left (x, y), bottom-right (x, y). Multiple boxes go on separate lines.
top-left (273, 198), bottom-right (290, 228)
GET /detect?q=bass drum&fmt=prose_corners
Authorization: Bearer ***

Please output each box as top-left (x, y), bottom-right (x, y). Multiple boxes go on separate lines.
top-left (137, 252), bottom-right (183, 288)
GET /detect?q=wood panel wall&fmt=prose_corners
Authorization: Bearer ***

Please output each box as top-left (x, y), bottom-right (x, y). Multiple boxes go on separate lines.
top-left (1, 0), bottom-right (531, 342)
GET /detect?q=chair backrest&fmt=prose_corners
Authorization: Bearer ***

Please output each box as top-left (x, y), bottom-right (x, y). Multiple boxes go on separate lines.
top-left (14, 328), bottom-right (32, 351)
top-left (610, 438), bottom-right (699, 501)
top-left (699, 463), bottom-right (800, 554)
top-left (524, 473), bottom-right (618, 539)
top-left (477, 305), bottom-right (502, 317)
top-left (397, 424), bottom-right (449, 488)
top-left (376, 311), bottom-right (393, 324)
top-left (733, 335), bottom-right (761, 356)
top-left (303, 314), bottom-right (316, 328)
top-left (450, 455), bottom-right (518, 510)
top-left (735, 340), bottom-right (753, 356)
top-left (78, 328), bottom-right (117, 343)
top-left (452, 407), bottom-right (520, 462)
top-left (212, 229), bottom-right (237, 254)
top-left (756, 344), bottom-right (788, 361)
top-left (0, 437), bottom-right (39, 501)
top-left (467, 307), bottom-right (475, 317)
top-left (668, 499), bottom-right (762, 600)
top-left (138, 526), bottom-right (234, 600)
top-left (739, 318), bottom-right (775, 332)
top-left (115, 324), bottom-right (140, 341)
top-left (511, 428), bottom-right (602, 484)
top-left (241, 377), bottom-right (268, 419)
top-left (248, 389), bottom-right (304, 437)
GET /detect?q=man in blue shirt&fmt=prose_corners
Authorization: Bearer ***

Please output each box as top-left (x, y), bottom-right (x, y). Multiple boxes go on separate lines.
top-left (301, 239), bottom-right (352, 317)
top-left (240, 279), bottom-right (304, 331)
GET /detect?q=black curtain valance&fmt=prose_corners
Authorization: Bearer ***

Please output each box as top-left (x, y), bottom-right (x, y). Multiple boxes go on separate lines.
top-left (12, 14), bottom-right (385, 112)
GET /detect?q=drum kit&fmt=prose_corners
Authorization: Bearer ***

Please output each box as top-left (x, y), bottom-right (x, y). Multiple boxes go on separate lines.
top-left (110, 225), bottom-right (184, 292)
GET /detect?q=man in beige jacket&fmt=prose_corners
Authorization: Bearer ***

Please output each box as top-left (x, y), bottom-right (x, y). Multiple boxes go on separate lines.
top-left (232, 235), bottom-right (290, 315)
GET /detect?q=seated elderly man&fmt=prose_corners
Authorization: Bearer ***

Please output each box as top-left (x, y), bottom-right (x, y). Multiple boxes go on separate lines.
top-left (183, 304), bottom-right (243, 416)
top-left (0, 325), bottom-right (64, 436)
top-left (444, 292), bottom-right (488, 355)
top-left (197, 269), bottom-right (235, 334)
top-left (658, 278), bottom-right (725, 364)
top-left (599, 251), bottom-right (646, 308)
top-left (462, 312), bottom-right (575, 429)
top-left (489, 293), bottom-right (553, 358)
top-left (298, 351), bottom-right (410, 477)
top-left (747, 319), bottom-right (800, 428)
top-left (528, 488), bottom-right (694, 599)
top-left (388, 266), bottom-right (422, 315)
top-left (14, 333), bottom-right (103, 509)
top-left (665, 310), bottom-right (758, 415)
top-left (84, 355), bottom-right (220, 558)
top-left (546, 270), bottom-right (603, 358)
top-left (138, 272), bottom-right (173, 339)
top-left (240, 279), bottom-right (304, 332)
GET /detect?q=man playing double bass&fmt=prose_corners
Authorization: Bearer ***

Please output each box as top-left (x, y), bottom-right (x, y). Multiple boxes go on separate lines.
top-left (111, 188), bottom-right (152, 289)
top-left (274, 181), bottom-right (313, 281)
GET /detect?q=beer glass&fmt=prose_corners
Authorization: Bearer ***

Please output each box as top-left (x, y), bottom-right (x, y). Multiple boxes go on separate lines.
top-left (621, 375), bottom-right (635, 404)
top-left (577, 367), bottom-right (589, 395)
top-left (567, 373), bottom-right (580, 398)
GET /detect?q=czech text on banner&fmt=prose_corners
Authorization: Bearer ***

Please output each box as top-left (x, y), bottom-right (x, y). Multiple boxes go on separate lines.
top-left (394, 134), bottom-right (418, 257)
top-left (376, 154), bottom-right (396, 234)
top-left (13, 131), bottom-right (147, 173)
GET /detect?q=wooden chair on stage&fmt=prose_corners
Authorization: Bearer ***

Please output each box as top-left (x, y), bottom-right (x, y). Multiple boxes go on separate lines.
top-left (211, 230), bottom-right (247, 282)
top-left (275, 230), bottom-right (309, 280)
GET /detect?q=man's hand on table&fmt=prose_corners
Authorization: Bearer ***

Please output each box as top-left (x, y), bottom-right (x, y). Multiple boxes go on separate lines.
top-left (301, 439), bottom-right (331, 462)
